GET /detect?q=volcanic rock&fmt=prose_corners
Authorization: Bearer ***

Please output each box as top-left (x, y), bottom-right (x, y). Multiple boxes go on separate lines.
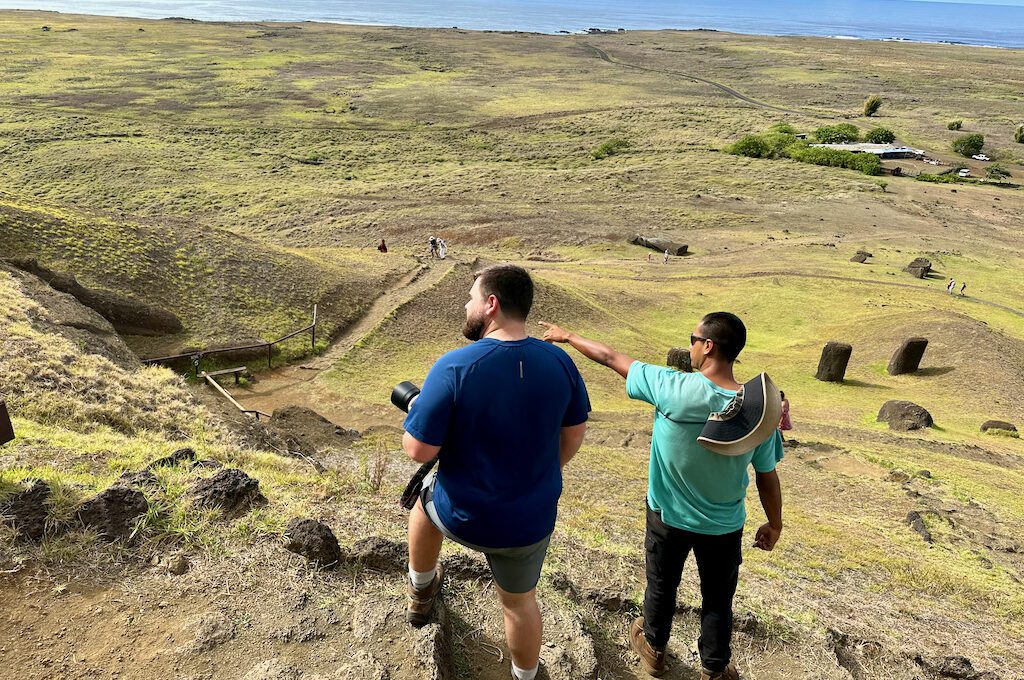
top-left (666, 348), bottom-right (692, 372)
top-left (0, 480), bottom-right (51, 542)
top-left (76, 486), bottom-right (149, 541)
top-left (284, 518), bottom-right (343, 567)
top-left (148, 447), bottom-right (197, 469)
top-left (190, 468), bottom-right (266, 518)
top-left (877, 400), bottom-right (933, 431)
top-left (903, 257), bottom-right (932, 279)
top-left (980, 420), bottom-right (1017, 433)
top-left (350, 536), bottom-right (407, 573)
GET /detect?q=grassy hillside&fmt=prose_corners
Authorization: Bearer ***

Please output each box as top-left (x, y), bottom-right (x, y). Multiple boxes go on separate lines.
top-left (2, 11), bottom-right (1024, 679)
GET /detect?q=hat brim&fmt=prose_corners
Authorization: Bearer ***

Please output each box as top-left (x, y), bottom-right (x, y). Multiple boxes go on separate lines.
top-left (697, 373), bottom-right (782, 456)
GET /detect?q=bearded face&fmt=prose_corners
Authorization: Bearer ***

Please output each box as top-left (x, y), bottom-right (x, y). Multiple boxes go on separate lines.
top-left (462, 307), bottom-right (487, 341)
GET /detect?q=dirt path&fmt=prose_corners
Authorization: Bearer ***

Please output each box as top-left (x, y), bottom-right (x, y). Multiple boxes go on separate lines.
top-left (580, 43), bottom-right (822, 117)
top-left (224, 260), bottom-right (455, 421)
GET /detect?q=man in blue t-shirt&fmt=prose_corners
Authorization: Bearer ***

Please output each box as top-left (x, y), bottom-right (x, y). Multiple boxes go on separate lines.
top-left (402, 264), bottom-right (590, 680)
top-left (542, 312), bottom-right (783, 680)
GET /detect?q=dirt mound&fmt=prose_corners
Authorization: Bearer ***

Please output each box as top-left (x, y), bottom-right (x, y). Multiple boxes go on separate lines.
top-left (8, 258), bottom-right (183, 336)
top-left (190, 468), bottom-right (266, 518)
top-left (270, 406), bottom-right (359, 456)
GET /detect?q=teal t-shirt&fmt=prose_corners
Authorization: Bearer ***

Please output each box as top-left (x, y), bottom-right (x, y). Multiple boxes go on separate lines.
top-left (626, 361), bottom-right (784, 535)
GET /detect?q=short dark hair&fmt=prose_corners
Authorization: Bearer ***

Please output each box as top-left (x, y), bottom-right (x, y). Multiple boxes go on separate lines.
top-left (700, 312), bottom-right (746, 362)
top-left (474, 264), bottom-right (534, 321)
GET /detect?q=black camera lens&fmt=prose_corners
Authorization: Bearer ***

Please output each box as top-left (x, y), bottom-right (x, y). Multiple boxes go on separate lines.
top-left (391, 381), bottom-right (421, 413)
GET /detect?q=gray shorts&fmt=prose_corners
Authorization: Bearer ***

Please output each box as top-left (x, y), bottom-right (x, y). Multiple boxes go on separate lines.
top-left (421, 472), bottom-right (551, 594)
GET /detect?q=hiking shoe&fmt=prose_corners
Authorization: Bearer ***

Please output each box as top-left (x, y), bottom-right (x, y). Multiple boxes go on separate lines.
top-left (629, 617), bottom-right (667, 677)
top-left (406, 564), bottom-right (444, 627)
top-left (700, 662), bottom-right (740, 680)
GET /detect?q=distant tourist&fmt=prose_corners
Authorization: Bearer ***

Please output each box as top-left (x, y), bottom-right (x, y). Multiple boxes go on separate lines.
top-left (779, 391), bottom-right (792, 441)
top-left (648, 253), bottom-right (652, 263)
top-left (428, 236), bottom-right (438, 258)
top-left (541, 313), bottom-right (783, 680)
top-left (402, 265), bottom-right (590, 680)
top-left (663, 249), bottom-right (669, 265)
top-left (438, 238), bottom-right (448, 259)
top-left (947, 278), bottom-right (956, 295)
top-left (960, 281), bottom-right (967, 296)
top-left (377, 238), bottom-right (388, 253)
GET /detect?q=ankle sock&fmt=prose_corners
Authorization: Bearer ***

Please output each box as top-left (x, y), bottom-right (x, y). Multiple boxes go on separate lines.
top-left (511, 663), bottom-right (538, 680)
top-left (408, 564), bottom-right (436, 590)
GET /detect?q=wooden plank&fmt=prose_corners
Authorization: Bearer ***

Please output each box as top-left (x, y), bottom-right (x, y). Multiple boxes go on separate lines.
top-left (201, 372), bottom-right (248, 413)
top-left (204, 366), bottom-right (247, 377)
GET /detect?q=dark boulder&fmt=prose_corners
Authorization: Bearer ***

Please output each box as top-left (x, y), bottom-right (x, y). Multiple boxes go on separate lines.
top-left (887, 337), bottom-right (928, 375)
top-left (849, 252), bottom-right (869, 263)
top-left (665, 348), bottom-right (692, 372)
top-left (76, 486), bottom-right (149, 541)
top-left (980, 420), bottom-right (1017, 433)
top-left (148, 447), bottom-right (197, 469)
top-left (629, 235), bottom-right (688, 256)
top-left (902, 257), bottom-right (932, 279)
top-left (0, 480), bottom-right (51, 542)
top-left (284, 518), bottom-right (344, 568)
top-left (815, 342), bottom-right (853, 382)
top-left (877, 400), bottom-right (933, 431)
top-left (905, 511), bottom-right (933, 543)
top-left (190, 468), bottom-right (266, 518)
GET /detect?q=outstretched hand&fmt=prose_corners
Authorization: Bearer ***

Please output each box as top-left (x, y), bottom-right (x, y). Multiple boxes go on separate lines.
top-left (539, 321), bottom-right (571, 343)
top-left (753, 523), bottom-right (781, 551)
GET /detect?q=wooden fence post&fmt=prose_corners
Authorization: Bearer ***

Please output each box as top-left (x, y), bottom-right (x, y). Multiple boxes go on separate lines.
top-left (311, 304), bottom-right (318, 350)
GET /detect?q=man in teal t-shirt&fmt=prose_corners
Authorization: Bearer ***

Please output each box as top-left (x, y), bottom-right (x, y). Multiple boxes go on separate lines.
top-left (542, 312), bottom-right (784, 680)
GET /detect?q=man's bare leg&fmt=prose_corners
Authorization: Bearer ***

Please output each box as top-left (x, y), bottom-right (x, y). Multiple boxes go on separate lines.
top-left (496, 585), bottom-right (542, 673)
top-left (408, 498), bottom-right (443, 572)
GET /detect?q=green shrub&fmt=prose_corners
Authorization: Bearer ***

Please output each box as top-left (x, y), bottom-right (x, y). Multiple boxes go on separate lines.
top-left (864, 127), bottom-right (896, 144)
top-left (591, 138), bottom-right (630, 160)
top-left (951, 133), bottom-right (985, 157)
top-left (863, 95), bottom-right (883, 117)
top-left (947, 120), bottom-right (963, 131)
top-left (726, 135), bottom-right (771, 158)
top-left (786, 145), bottom-right (881, 175)
top-left (916, 173), bottom-right (975, 185)
top-left (814, 123), bottom-right (860, 144)
top-left (986, 164), bottom-right (1011, 180)
top-left (768, 123), bottom-right (797, 134)
top-left (1015, 124), bottom-right (1024, 144)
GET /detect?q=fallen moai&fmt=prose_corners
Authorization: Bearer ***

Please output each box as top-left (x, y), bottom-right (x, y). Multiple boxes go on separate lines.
top-left (877, 400), bottom-right (933, 431)
top-left (887, 337), bottom-right (928, 375)
top-left (980, 420), bottom-right (1017, 434)
top-left (815, 341), bottom-right (852, 382)
top-left (629, 234), bottom-right (688, 256)
top-left (902, 257), bottom-right (932, 279)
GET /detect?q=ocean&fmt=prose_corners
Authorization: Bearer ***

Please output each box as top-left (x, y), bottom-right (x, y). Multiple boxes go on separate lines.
top-left (3, 0), bottom-right (1024, 48)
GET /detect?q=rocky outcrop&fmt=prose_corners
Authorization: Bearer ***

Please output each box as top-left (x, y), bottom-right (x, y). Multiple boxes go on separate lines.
top-left (7, 258), bottom-right (182, 336)
top-left (887, 337), bottom-right (928, 375)
top-left (270, 406), bottom-right (358, 457)
top-left (629, 234), bottom-right (688, 256)
top-left (877, 400), bottom-right (933, 431)
top-left (0, 480), bottom-right (51, 542)
top-left (815, 341), bottom-right (853, 382)
top-left (190, 468), bottom-right (266, 518)
top-left (76, 486), bottom-right (149, 542)
top-left (284, 518), bottom-right (344, 568)
top-left (4, 264), bottom-right (139, 369)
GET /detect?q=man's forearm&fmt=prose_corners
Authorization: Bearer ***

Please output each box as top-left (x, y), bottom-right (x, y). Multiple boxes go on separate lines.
top-left (564, 333), bottom-right (634, 378)
top-left (756, 471), bottom-right (783, 528)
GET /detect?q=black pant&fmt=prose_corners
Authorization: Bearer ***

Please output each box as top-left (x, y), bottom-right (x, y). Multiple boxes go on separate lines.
top-left (642, 506), bottom-right (742, 673)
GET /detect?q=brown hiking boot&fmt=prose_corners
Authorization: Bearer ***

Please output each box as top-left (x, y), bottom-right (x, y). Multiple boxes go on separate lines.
top-left (407, 564), bottom-right (444, 627)
top-left (629, 617), bottom-right (667, 677)
top-left (700, 662), bottom-right (740, 680)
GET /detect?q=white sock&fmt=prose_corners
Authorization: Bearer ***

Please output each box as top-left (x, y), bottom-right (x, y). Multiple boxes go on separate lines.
top-left (511, 663), bottom-right (538, 680)
top-left (408, 564), bottom-right (436, 589)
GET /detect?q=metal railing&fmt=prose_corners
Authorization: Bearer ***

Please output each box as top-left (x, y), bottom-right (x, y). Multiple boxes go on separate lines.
top-left (142, 305), bottom-right (317, 377)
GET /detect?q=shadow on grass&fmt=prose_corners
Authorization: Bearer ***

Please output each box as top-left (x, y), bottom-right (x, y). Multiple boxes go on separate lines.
top-left (840, 379), bottom-right (892, 389)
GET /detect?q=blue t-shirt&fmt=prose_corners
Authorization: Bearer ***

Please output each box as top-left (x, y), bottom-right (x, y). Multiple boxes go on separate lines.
top-left (403, 337), bottom-right (590, 548)
top-left (626, 362), bottom-right (783, 535)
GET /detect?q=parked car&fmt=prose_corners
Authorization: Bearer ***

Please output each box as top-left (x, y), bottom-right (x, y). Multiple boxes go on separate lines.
top-left (972, 154), bottom-right (990, 161)
top-left (958, 169), bottom-right (972, 177)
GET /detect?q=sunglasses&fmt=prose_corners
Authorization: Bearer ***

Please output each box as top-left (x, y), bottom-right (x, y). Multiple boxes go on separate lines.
top-left (691, 335), bottom-right (727, 348)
